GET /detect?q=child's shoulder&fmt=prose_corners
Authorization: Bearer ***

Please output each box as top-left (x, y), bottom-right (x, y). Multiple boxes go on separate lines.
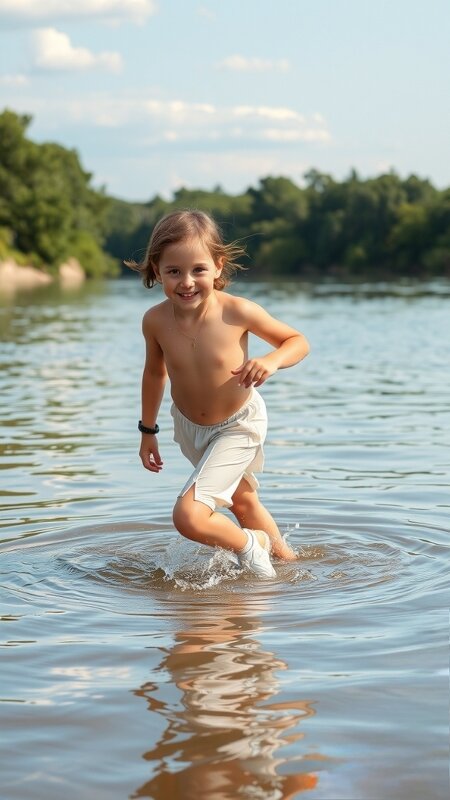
top-left (142, 299), bottom-right (169, 333)
top-left (220, 292), bottom-right (264, 321)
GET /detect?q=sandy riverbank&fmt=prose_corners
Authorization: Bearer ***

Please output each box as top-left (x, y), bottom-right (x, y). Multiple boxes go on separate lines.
top-left (0, 258), bottom-right (86, 293)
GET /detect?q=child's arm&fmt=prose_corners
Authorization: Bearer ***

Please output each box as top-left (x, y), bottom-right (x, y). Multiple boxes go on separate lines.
top-left (140, 309), bottom-right (168, 473)
top-left (231, 299), bottom-right (310, 388)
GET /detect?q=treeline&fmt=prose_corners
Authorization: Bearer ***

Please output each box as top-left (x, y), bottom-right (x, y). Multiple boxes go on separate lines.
top-left (1, 109), bottom-right (449, 280)
top-left (107, 171), bottom-right (450, 279)
top-left (0, 110), bottom-right (117, 277)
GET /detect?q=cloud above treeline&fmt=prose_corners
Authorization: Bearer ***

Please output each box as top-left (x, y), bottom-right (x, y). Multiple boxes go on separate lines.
top-left (0, 73), bottom-right (29, 86)
top-left (32, 28), bottom-right (122, 72)
top-left (11, 90), bottom-right (331, 147)
top-left (0, 0), bottom-right (157, 26)
top-left (217, 55), bottom-right (290, 73)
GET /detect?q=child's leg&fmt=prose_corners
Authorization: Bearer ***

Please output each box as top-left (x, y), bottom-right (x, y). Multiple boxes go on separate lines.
top-left (173, 485), bottom-right (269, 553)
top-left (230, 478), bottom-right (298, 561)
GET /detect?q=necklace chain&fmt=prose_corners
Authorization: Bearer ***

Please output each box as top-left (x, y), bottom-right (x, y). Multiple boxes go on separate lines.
top-left (172, 301), bottom-right (209, 348)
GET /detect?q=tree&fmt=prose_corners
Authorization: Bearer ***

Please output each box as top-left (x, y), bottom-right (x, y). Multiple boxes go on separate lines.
top-left (0, 109), bottom-right (117, 276)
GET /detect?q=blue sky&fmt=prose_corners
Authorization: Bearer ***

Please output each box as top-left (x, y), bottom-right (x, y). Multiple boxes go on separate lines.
top-left (1, 0), bottom-right (449, 201)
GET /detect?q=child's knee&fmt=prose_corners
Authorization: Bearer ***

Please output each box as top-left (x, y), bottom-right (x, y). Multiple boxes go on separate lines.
top-left (172, 497), bottom-right (193, 534)
top-left (230, 489), bottom-right (259, 520)
top-left (173, 492), bottom-right (210, 539)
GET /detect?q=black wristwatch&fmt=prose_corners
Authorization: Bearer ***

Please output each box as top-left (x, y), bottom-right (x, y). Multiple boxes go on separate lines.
top-left (138, 420), bottom-right (159, 435)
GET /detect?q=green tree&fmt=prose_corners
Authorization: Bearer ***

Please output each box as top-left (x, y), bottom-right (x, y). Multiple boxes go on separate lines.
top-left (0, 109), bottom-right (117, 276)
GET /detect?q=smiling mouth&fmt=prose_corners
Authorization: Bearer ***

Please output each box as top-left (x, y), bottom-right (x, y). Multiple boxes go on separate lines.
top-left (177, 291), bottom-right (198, 298)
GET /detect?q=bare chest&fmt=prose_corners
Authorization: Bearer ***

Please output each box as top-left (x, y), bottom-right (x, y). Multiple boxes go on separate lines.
top-left (159, 320), bottom-right (246, 373)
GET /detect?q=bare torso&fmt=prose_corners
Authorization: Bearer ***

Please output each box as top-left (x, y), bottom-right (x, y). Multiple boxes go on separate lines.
top-left (151, 292), bottom-right (252, 424)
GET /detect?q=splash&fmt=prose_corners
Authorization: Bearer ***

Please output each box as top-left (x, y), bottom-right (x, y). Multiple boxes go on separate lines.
top-left (161, 539), bottom-right (242, 591)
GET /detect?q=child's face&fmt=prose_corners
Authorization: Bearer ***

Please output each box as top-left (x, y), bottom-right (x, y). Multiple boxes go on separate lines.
top-left (156, 237), bottom-right (223, 307)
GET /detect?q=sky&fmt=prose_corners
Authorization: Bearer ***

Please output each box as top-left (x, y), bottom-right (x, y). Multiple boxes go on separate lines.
top-left (0, 0), bottom-right (449, 202)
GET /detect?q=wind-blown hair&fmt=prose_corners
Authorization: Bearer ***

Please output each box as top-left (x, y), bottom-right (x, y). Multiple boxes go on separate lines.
top-left (125, 209), bottom-right (246, 290)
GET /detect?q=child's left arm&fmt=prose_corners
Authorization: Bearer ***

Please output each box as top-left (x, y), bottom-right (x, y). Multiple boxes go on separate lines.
top-left (231, 299), bottom-right (310, 388)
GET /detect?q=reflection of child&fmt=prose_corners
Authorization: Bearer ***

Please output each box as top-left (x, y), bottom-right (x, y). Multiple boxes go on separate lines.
top-left (129, 210), bottom-right (310, 577)
top-left (134, 604), bottom-right (319, 799)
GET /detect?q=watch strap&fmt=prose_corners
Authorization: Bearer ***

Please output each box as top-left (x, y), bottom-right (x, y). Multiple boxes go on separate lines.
top-left (138, 420), bottom-right (159, 435)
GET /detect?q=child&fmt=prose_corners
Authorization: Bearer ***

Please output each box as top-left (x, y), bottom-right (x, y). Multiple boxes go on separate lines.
top-left (128, 210), bottom-right (310, 578)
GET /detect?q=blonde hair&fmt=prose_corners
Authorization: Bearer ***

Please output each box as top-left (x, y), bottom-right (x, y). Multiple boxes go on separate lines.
top-left (125, 209), bottom-right (246, 290)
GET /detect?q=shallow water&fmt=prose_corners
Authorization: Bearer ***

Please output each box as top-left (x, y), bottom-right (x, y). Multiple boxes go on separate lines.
top-left (1, 278), bottom-right (449, 800)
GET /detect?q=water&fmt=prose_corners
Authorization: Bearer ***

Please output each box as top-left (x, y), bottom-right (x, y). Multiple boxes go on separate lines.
top-left (1, 278), bottom-right (449, 800)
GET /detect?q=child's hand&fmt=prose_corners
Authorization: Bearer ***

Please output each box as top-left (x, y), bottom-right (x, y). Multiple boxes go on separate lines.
top-left (231, 357), bottom-right (276, 388)
top-left (139, 435), bottom-right (163, 472)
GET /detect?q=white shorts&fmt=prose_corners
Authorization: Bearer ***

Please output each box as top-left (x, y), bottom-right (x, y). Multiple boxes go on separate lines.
top-left (171, 389), bottom-right (267, 511)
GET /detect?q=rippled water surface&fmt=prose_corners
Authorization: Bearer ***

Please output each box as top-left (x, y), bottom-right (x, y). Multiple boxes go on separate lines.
top-left (1, 278), bottom-right (449, 800)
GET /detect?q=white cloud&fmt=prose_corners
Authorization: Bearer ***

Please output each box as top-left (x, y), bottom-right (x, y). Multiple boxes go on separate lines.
top-left (144, 99), bottom-right (216, 120)
top-left (32, 28), bottom-right (122, 72)
top-left (217, 55), bottom-right (290, 72)
top-left (0, 73), bottom-right (29, 86)
top-left (57, 95), bottom-right (330, 146)
top-left (11, 90), bottom-right (330, 150)
top-left (261, 128), bottom-right (331, 143)
top-left (0, 0), bottom-right (156, 26)
top-left (3, 92), bottom-right (324, 198)
top-left (233, 105), bottom-right (301, 122)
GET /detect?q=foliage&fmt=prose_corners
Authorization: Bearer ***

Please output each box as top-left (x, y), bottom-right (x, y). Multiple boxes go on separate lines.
top-left (2, 108), bottom-right (449, 280)
top-left (0, 110), bottom-right (118, 277)
top-left (107, 171), bottom-right (450, 280)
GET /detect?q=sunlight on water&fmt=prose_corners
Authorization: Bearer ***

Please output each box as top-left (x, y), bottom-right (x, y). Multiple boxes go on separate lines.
top-left (0, 279), bottom-right (449, 800)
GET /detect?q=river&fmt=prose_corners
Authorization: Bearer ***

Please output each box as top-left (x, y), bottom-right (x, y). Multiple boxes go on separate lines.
top-left (1, 277), bottom-right (449, 799)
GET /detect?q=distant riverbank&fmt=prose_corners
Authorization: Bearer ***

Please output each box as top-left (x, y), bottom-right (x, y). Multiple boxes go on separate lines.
top-left (0, 257), bottom-right (86, 293)
top-left (2, 110), bottom-right (449, 286)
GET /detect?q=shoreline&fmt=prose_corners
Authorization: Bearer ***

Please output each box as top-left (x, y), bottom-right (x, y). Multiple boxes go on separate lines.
top-left (0, 257), bottom-right (86, 293)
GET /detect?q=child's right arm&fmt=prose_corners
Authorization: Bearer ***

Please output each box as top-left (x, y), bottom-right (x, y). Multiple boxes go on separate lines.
top-left (139, 309), bottom-right (167, 473)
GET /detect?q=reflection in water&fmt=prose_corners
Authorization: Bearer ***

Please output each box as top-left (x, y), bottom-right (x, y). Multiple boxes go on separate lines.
top-left (132, 599), bottom-right (319, 800)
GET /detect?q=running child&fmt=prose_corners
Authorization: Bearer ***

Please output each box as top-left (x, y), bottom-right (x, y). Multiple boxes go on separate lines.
top-left (129, 210), bottom-right (310, 578)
